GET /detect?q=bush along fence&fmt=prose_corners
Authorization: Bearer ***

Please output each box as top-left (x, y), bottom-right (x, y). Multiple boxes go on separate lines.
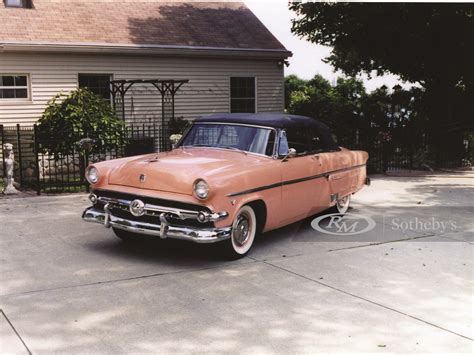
top-left (0, 124), bottom-right (170, 194)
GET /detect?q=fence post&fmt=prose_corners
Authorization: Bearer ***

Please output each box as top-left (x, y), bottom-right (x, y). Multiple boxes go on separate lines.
top-left (16, 124), bottom-right (23, 187)
top-left (0, 125), bottom-right (5, 178)
top-left (33, 124), bottom-right (41, 195)
top-left (84, 153), bottom-right (90, 193)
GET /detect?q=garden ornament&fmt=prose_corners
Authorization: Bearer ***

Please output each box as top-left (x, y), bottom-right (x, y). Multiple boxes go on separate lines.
top-left (78, 138), bottom-right (96, 152)
top-left (170, 134), bottom-right (182, 149)
top-left (2, 143), bottom-right (19, 194)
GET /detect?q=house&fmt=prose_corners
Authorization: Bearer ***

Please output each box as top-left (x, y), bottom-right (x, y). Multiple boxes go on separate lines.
top-left (0, 0), bottom-right (291, 126)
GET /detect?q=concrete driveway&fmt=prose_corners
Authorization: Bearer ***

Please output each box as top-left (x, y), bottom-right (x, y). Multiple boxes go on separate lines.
top-left (1, 174), bottom-right (473, 353)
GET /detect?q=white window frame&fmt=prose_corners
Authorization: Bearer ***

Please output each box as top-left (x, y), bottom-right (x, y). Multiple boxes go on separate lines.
top-left (229, 76), bottom-right (257, 113)
top-left (0, 73), bottom-right (31, 102)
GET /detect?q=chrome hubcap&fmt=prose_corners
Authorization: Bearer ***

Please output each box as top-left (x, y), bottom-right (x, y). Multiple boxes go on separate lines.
top-left (233, 213), bottom-right (251, 247)
top-left (337, 195), bottom-right (350, 212)
top-left (337, 196), bottom-right (348, 209)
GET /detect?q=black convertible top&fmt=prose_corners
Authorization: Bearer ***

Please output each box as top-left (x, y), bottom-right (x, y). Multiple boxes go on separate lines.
top-left (195, 113), bottom-right (328, 130)
top-left (195, 113), bottom-right (339, 151)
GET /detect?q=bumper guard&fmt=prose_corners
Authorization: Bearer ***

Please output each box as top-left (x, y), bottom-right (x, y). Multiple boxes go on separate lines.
top-left (83, 206), bottom-right (231, 243)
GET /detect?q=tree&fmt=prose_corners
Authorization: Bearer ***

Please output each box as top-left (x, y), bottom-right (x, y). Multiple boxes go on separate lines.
top-left (37, 89), bottom-right (127, 156)
top-left (290, 2), bottom-right (474, 152)
top-left (290, 3), bottom-right (473, 86)
top-left (285, 74), bottom-right (366, 130)
top-left (331, 77), bottom-right (366, 130)
top-left (285, 74), bottom-right (428, 148)
top-left (284, 74), bottom-right (308, 110)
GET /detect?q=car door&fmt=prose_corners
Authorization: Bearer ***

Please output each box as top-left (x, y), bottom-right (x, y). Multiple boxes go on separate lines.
top-left (279, 128), bottom-right (320, 224)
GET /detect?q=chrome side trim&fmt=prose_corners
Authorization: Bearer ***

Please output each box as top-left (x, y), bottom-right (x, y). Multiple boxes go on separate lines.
top-left (82, 207), bottom-right (231, 244)
top-left (227, 163), bottom-right (367, 197)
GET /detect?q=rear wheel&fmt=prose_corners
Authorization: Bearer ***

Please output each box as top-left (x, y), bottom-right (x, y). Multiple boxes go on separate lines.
top-left (112, 228), bottom-right (142, 242)
top-left (331, 194), bottom-right (351, 214)
top-left (221, 205), bottom-right (257, 259)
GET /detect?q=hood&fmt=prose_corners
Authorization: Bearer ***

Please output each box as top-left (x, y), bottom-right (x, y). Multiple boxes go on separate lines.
top-left (107, 147), bottom-right (267, 194)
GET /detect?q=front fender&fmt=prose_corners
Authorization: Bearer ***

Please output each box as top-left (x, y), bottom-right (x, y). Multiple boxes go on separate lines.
top-left (213, 189), bottom-right (281, 232)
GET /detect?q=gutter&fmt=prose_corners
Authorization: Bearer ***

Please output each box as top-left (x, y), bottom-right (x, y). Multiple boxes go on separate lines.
top-left (0, 41), bottom-right (292, 59)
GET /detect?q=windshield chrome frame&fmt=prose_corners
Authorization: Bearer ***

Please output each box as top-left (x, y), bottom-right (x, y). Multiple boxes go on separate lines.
top-left (177, 122), bottom-right (279, 159)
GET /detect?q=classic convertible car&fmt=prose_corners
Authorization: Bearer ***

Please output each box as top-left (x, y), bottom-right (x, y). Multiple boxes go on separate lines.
top-left (82, 113), bottom-right (369, 258)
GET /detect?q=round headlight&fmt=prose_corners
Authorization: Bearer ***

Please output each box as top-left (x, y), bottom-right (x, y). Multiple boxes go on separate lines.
top-left (194, 179), bottom-right (209, 199)
top-left (86, 166), bottom-right (100, 184)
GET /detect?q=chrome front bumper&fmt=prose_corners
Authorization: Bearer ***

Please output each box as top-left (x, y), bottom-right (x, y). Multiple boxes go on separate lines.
top-left (82, 207), bottom-right (232, 243)
top-left (90, 193), bottom-right (228, 223)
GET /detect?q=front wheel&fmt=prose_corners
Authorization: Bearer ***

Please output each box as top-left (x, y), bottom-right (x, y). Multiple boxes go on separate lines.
top-left (221, 205), bottom-right (257, 259)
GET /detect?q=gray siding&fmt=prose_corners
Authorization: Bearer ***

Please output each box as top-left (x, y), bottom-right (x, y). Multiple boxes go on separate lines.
top-left (0, 52), bottom-right (284, 125)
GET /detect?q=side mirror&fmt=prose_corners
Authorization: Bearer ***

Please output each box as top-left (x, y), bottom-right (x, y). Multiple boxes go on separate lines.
top-left (282, 148), bottom-right (297, 161)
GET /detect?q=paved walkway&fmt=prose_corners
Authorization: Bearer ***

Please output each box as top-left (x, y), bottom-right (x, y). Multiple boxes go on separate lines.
top-left (1, 174), bottom-right (473, 353)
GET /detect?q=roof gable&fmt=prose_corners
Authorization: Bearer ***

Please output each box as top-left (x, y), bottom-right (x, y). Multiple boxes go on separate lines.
top-left (0, 0), bottom-right (289, 54)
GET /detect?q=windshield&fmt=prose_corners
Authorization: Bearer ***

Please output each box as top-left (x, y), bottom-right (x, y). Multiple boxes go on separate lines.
top-left (179, 123), bottom-right (276, 156)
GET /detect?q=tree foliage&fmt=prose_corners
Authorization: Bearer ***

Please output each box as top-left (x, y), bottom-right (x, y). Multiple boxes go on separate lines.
top-left (168, 115), bottom-right (191, 135)
top-left (286, 74), bottom-right (371, 131)
top-left (286, 74), bottom-right (471, 167)
top-left (289, 3), bottom-right (473, 136)
top-left (290, 3), bottom-right (473, 87)
top-left (37, 89), bottom-right (127, 156)
top-left (285, 75), bottom-right (426, 142)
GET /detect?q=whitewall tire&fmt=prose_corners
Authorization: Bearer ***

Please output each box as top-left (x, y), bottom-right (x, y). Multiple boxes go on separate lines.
top-left (333, 194), bottom-right (351, 214)
top-left (223, 205), bottom-right (257, 259)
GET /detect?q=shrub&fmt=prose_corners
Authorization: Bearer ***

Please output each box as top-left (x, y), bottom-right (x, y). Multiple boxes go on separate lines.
top-left (37, 89), bottom-right (127, 156)
top-left (168, 116), bottom-right (190, 135)
top-left (412, 147), bottom-right (435, 171)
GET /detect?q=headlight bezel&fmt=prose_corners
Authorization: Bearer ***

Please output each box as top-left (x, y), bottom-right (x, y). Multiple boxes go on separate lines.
top-left (193, 179), bottom-right (209, 200)
top-left (85, 166), bottom-right (100, 184)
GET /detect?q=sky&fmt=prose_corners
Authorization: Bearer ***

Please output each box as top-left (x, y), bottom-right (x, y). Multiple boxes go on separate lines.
top-left (245, 1), bottom-right (412, 92)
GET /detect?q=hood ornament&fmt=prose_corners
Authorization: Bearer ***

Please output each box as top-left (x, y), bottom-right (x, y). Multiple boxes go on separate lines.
top-left (147, 155), bottom-right (160, 163)
top-left (139, 174), bottom-right (146, 183)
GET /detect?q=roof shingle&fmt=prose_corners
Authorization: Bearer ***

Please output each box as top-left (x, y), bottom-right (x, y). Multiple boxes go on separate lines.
top-left (0, 0), bottom-right (288, 52)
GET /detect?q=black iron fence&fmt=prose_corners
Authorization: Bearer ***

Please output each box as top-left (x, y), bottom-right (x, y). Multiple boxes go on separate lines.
top-left (0, 124), bottom-right (170, 194)
top-left (0, 123), bottom-right (471, 194)
top-left (336, 126), bottom-right (472, 174)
